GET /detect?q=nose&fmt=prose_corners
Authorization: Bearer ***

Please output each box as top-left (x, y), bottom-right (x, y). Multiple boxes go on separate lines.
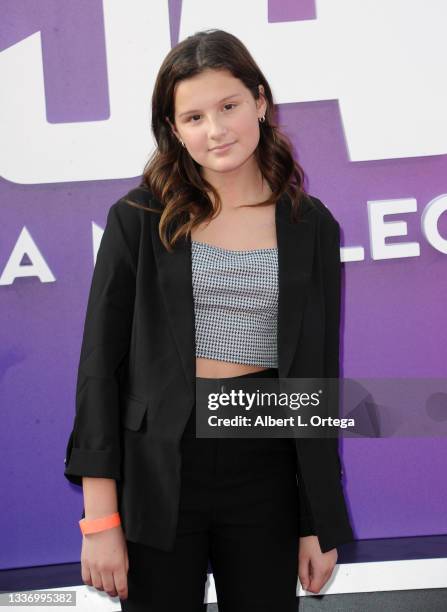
top-left (207, 115), bottom-right (228, 142)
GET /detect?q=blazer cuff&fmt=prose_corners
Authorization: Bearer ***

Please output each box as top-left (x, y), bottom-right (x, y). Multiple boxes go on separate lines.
top-left (299, 517), bottom-right (317, 538)
top-left (64, 447), bottom-right (121, 486)
top-left (317, 525), bottom-right (355, 553)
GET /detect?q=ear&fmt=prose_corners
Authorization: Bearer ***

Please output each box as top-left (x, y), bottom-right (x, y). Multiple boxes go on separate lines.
top-left (256, 84), bottom-right (268, 118)
top-left (165, 116), bottom-right (180, 140)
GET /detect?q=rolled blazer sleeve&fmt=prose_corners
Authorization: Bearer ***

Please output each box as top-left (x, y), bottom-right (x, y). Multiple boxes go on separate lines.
top-left (64, 202), bottom-right (136, 486)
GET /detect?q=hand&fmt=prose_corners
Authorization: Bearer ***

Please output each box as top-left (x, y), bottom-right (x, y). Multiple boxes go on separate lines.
top-left (81, 525), bottom-right (129, 600)
top-left (298, 535), bottom-right (338, 594)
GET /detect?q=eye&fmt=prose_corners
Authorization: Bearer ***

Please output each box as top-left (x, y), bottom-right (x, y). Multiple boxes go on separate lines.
top-left (187, 104), bottom-right (237, 123)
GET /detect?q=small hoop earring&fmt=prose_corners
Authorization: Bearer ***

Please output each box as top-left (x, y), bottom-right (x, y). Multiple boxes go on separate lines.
top-left (259, 115), bottom-right (266, 123)
top-left (180, 139), bottom-right (186, 148)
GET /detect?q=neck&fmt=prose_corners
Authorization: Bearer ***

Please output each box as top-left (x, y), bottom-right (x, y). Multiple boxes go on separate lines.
top-left (201, 156), bottom-right (272, 210)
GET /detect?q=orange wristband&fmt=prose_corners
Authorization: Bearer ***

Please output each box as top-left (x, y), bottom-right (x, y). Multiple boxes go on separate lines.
top-left (79, 512), bottom-right (121, 535)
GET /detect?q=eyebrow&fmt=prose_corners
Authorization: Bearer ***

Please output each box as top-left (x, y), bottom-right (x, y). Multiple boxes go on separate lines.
top-left (177, 93), bottom-right (242, 118)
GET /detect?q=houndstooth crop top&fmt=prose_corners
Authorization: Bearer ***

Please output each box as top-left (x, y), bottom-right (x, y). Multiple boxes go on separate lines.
top-left (191, 240), bottom-right (279, 367)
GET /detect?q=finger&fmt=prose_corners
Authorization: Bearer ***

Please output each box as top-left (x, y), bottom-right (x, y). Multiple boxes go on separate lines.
top-left (114, 568), bottom-right (128, 601)
top-left (81, 564), bottom-right (92, 587)
top-left (307, 579), bottom-right (322, 593)
top-left (298, 558), bottom-right (311, 591)
top-left (101, 571), bottom-right (118, 598)
top-left (308, 569), bottom-right (330, 594)
top-left (90, 568), bottom-right (104, 592)
top-left (307, 564), bottom-right (323, 593)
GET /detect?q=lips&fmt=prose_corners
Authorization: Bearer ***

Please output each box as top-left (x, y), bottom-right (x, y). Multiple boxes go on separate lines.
top-left (210, 142), bottom-right (235, 151)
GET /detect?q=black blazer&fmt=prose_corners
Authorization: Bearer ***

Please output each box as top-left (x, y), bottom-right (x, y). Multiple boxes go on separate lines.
top-left (64, 185), bottom-right (354, 554)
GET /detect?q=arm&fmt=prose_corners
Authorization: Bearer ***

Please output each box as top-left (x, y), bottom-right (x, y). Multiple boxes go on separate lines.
top-left (80, 479), bottom-right (128, 601)
top-left (297, 462), bottom-right (317, 536)
top-left (83, 478), bottom-right (118, 518)
top-left (297, 213), bottom-right (342, 539)
top-left (298, 210), bottom-right (352, 593)
top-left (298, 220), bottom-right (339, 587)
top-left (322, 217), bottom-right (346, 485)
top-left (63, 200), bottom-right (137, 603)
top-left (64, 201), bottom-right (137, 487)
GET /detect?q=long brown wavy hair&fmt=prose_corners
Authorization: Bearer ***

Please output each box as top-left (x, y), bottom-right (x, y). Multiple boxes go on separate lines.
top-left (126, 28), bottom-right (310, 252)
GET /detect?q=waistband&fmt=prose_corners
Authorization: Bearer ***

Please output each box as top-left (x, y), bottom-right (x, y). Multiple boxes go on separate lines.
top-left (186, 367), bottom-right (280, 439)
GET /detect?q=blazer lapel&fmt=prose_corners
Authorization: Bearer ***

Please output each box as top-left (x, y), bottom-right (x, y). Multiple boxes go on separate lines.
top-left (152, 192), bottom-right (315, 399)
top-left (276, 193), bottom-right (315, 378)
top-left (151, 214), bottom-right (196, 401)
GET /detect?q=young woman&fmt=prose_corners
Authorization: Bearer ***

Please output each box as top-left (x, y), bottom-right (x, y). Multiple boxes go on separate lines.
top-left (64, 29), bottom-right (353, 611)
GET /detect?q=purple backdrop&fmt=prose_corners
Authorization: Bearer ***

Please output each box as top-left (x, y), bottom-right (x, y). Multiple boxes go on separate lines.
top-left (1, 0), bottom-right (446, 569)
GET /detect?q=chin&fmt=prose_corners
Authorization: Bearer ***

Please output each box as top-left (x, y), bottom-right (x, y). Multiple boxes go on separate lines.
top-left (211, 161), bottom-right (245, 174)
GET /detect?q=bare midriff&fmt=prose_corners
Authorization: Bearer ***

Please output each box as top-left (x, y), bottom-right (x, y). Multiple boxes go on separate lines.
top-left (195, 357), bottom-right (271, 379)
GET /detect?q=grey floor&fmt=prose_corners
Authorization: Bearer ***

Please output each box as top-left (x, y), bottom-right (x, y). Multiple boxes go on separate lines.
top-left (206, 588), bottom-right (447, 611)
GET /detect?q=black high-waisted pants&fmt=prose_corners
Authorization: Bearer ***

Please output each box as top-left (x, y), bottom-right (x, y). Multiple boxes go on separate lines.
top-left (121, 368), bottom-right (300, 611)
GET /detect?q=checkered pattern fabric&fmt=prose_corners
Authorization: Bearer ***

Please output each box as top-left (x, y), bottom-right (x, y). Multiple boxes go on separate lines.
top-left (191, 240), bottom-right (279, 367)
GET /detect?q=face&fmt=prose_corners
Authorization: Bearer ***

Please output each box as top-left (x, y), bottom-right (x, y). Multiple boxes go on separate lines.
top-left (167, 69), bottom-right (267, 179)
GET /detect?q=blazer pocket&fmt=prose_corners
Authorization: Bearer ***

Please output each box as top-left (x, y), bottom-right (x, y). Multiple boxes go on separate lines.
top-left (121, 394), bottom-right (149, 431)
